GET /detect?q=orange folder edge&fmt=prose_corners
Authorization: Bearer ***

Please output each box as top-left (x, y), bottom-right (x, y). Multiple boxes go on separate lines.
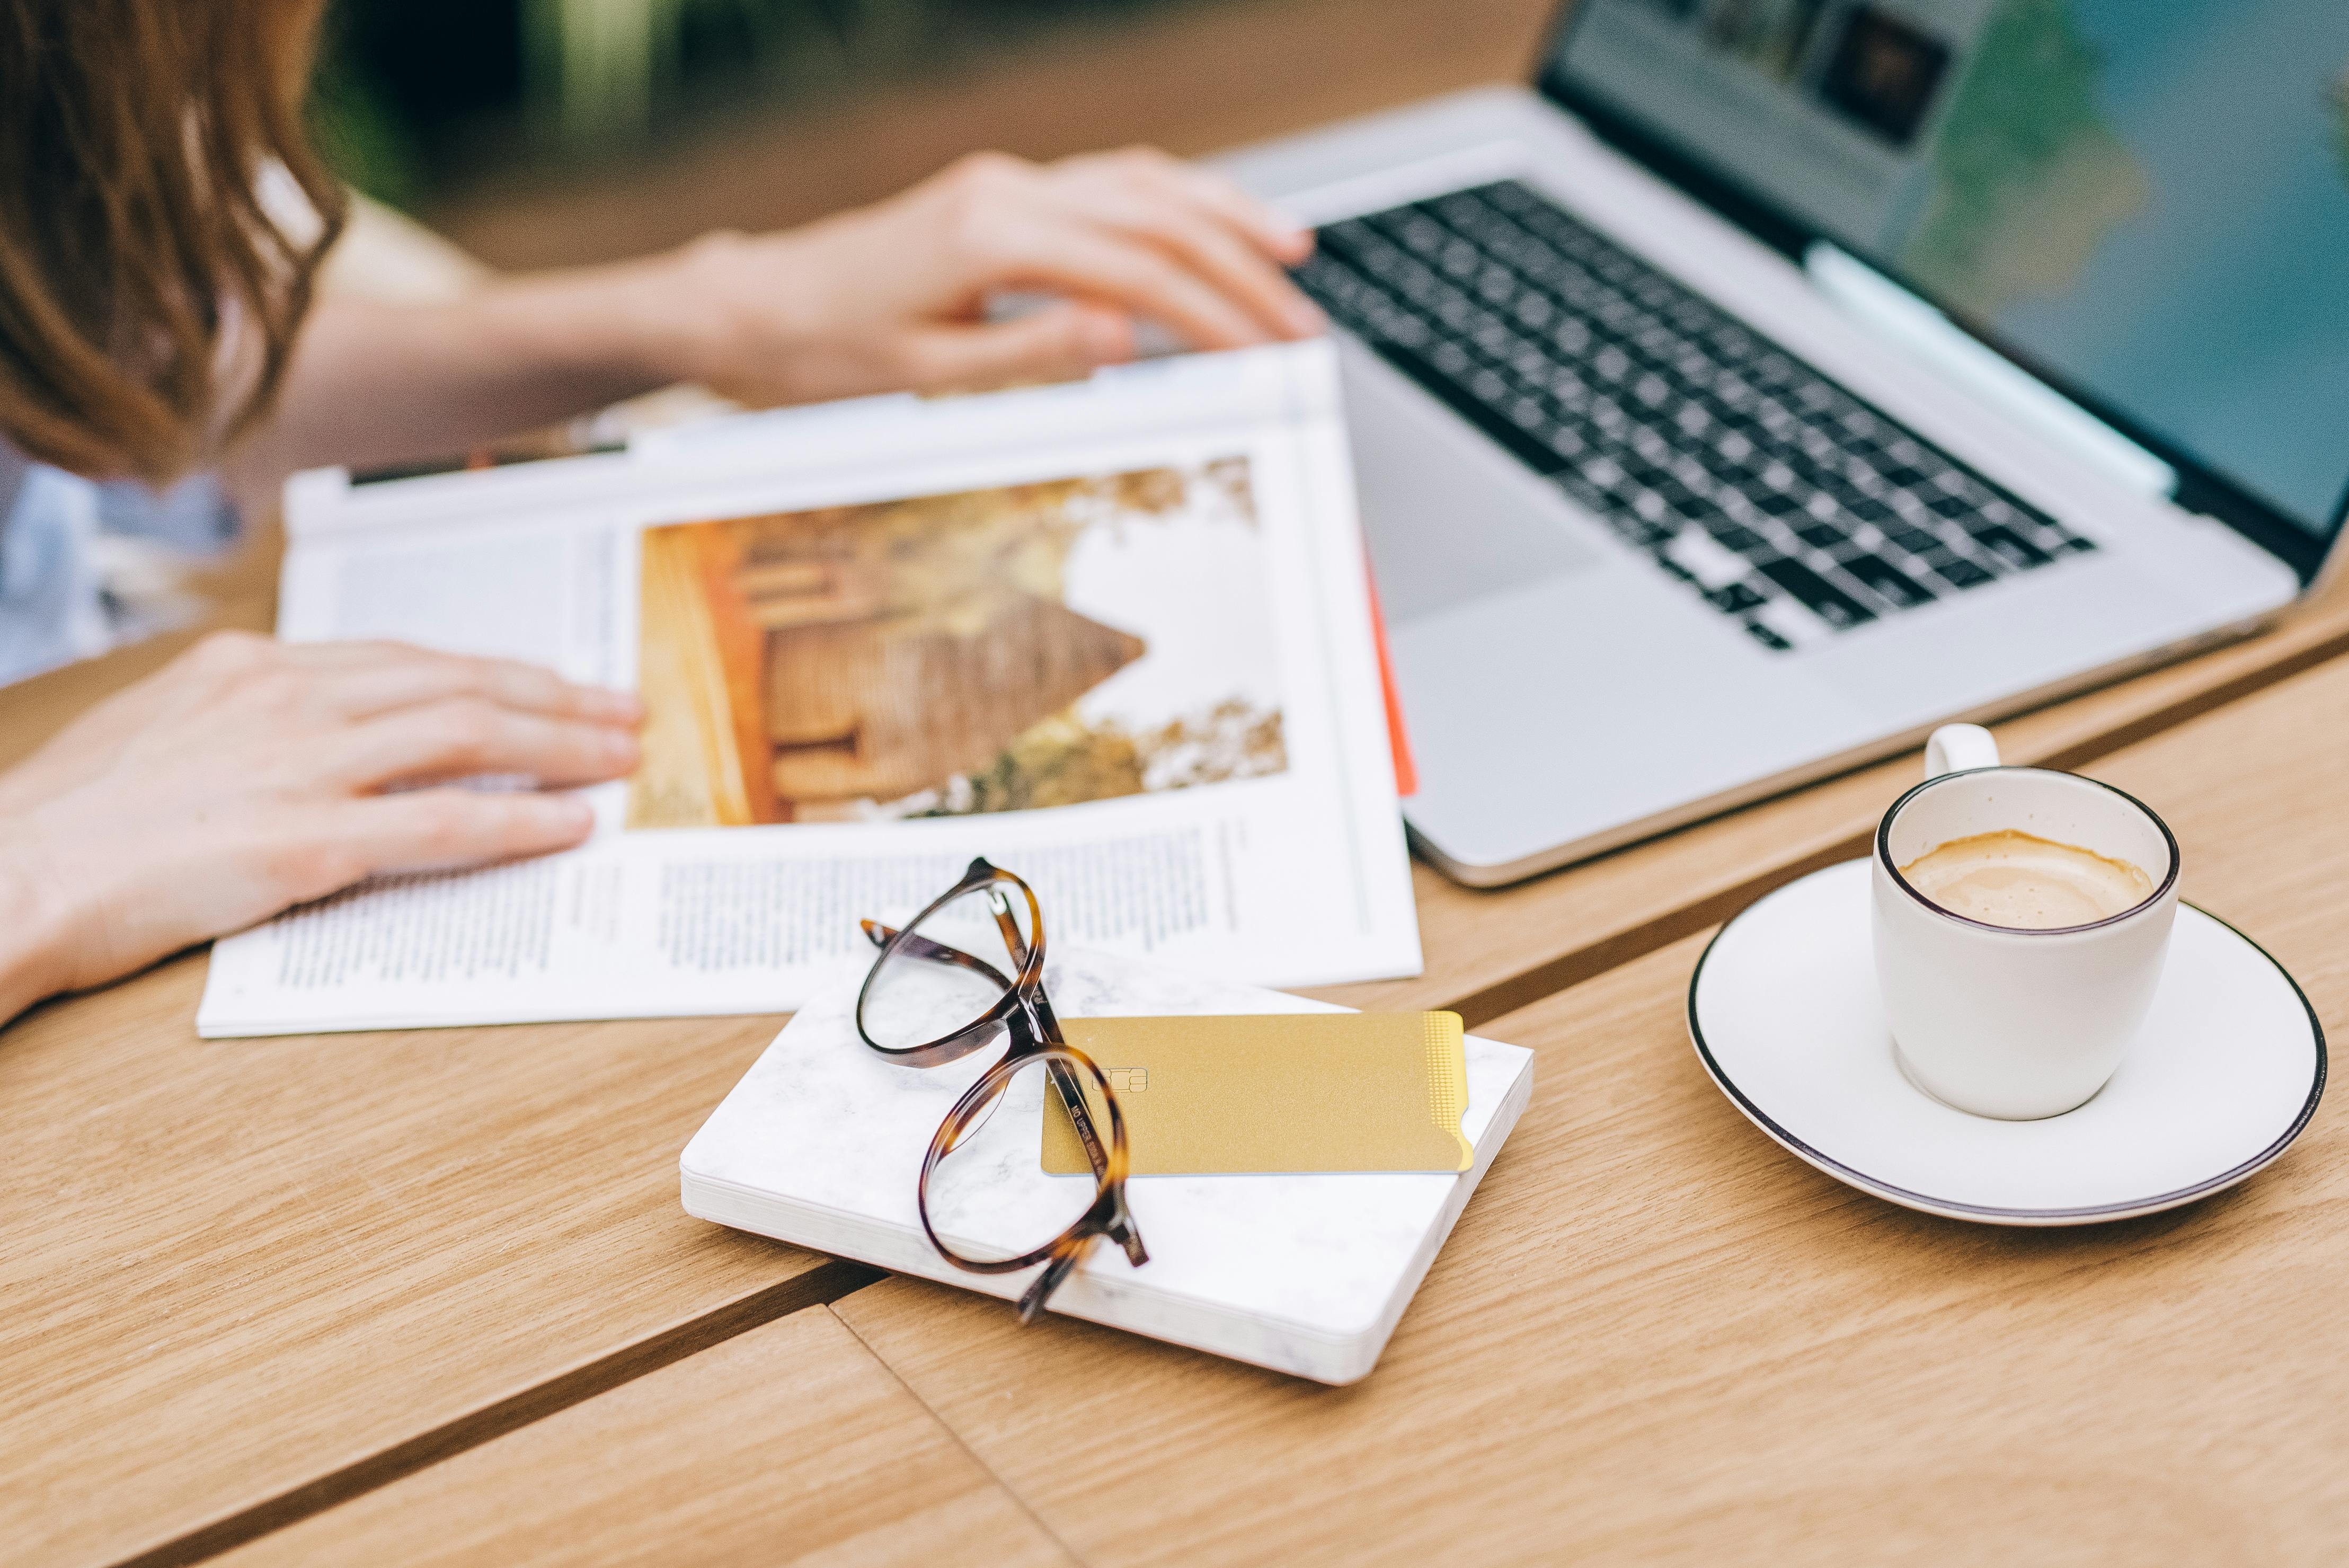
top-left (1364, 549), bottom-right (1419, 798)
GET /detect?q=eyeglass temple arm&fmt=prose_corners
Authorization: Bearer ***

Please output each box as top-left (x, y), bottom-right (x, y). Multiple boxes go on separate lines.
top-left (1034, 1028), bottom-right (1146, 1267)
top-left (1014, 1201), bottom-right (1146, 1323)
top-left (1018, 986), bottom-right (1122, 1200)
top-left (1017, 1244), bottom-right (1087, 1323)
top-left (1015, 1190), bottom-right (1149, 1323)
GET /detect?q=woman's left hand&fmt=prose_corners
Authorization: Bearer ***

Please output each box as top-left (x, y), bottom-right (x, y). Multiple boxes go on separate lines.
top-left (0, 633), bottom-right (642, 1024)
top-left (626, 146), bottom-right (1325, 407)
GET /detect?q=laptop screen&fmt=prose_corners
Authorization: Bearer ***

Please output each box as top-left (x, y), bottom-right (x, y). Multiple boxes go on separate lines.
top-left (1545, 1), bottom-right (2349, 547)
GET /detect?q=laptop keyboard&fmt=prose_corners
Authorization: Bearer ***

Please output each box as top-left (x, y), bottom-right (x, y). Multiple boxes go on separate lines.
top-left (1291, 180), bottom-right (2095, 652)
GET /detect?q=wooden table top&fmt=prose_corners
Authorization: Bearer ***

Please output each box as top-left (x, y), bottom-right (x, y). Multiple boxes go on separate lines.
top-left (208, 1307), bottom-right (1073, 1568)
top-left (0, 957), bottom-right (875, 1567)
top-left (8, 586), bottom-right (2344, 1566)
top-left (823, 644), bottom-right (2349, 1568)
top-left (143, 639), bottom-right (2349, 1567)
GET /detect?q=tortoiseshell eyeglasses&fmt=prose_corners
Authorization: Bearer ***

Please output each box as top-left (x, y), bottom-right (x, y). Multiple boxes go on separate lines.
top-left (858, 857), bottom-right (1148, 1322)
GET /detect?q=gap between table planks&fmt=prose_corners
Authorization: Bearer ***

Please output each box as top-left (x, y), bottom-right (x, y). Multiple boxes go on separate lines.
top-left (831, 644), bottom-right (2349, 1568)
top-left (0, 953), bottom-right (879, 1568)
top-left (5, 592), bottom-right (2347, 1568)
top-left (206, 1306), bottom-right (1076, 1568)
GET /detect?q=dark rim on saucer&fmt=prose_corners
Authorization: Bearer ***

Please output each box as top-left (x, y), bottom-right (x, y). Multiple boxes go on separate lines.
top-left (1876, 765), bottom-right (2183, 938)
top-left (1687, 881), bottom-right (2327, 1222)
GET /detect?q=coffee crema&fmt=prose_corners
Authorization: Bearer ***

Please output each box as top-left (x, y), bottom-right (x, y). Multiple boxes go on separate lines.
top-left (1897, 829), bottom-right (2155, 931)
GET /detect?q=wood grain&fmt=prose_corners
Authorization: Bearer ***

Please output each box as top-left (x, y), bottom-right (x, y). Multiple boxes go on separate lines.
top-left (6, 531), bottom-right (2346, 1568)
top-left (0, 958), bottom-right (861, 1568)
top-left (834, 650), bottom-right (2349, 1567)
top-left (208, 1306), bottom-right (1072, 1568)
top-left (1307, 579), bottom-right (2349, 1023)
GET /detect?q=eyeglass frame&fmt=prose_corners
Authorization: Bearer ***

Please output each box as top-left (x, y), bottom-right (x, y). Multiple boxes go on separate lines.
top-left (856, 856), bottom-right (1149, 1322)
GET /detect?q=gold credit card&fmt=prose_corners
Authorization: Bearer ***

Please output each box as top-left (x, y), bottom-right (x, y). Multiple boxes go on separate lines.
top-left (1041, 1013), bottom-right (1472, 1176)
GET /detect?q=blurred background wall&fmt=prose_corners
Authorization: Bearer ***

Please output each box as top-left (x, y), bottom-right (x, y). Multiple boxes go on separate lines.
top-left (313, 0), bottom-right (1562, 269)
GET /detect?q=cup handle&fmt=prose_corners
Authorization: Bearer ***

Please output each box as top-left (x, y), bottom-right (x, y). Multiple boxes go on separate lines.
top-left (1923, 723), bottom-right (1999, 779)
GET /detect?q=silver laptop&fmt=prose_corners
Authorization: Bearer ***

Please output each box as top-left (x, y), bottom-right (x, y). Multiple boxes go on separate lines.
top-left (1221, 0), bottom-right (2348, 885)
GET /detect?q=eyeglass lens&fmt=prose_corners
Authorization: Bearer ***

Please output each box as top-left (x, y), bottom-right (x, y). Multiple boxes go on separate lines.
top-left (924, 1051), bottom-right (1115, 1266)
top-left (861, 881), bottom-right (1038, 1053)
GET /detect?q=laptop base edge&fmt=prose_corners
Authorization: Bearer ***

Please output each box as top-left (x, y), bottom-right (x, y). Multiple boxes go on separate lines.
top-left (1413, 605), bottom-right (2292, 889)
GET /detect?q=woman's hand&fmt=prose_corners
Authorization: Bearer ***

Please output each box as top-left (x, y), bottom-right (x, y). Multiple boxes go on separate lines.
top-left (0, 632), bottom-right (641, 1023)
top-left (634, 146), bottom-right (1325, 407)
top-left (232, 146), bottom-right (1325, 495)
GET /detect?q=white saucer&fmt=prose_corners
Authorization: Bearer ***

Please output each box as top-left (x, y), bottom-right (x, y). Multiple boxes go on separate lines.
top-left (1689, 860), bottom-right (2326, 1225)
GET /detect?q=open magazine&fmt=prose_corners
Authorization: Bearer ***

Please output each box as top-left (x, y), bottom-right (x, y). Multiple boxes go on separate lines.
top-left (196, 343), bottom-right (1422, 1036)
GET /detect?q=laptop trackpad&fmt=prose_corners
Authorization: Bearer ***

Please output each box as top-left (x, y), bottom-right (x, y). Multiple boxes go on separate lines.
top-left (1344, 348), bottom-right (1603, 627)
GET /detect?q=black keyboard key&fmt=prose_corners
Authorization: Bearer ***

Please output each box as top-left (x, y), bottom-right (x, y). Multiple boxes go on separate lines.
top-left (1845, 555), bottom-right (1936, 609)
top-left (1795, 521), bottom-right (1848, 551)
top-left (1627, 518), bottom-right (1677, 548)
top-left (1970, 525), bottom-right (2051, 569)
top-left (1755, 557), bottom-right (1877, 628)
top-left (1659, 488), bottom-right (1712, 524)
top-left (1708, 580), bottom-right (1769, 614)
top-left (1935, 556), bottom-right (1997, 589)
top-left (1393, 217), bottom-right (1444, 255)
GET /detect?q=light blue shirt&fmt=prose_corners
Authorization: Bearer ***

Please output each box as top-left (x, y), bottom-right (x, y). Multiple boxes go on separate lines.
top-left (0, 438), bottom-right (241, 686)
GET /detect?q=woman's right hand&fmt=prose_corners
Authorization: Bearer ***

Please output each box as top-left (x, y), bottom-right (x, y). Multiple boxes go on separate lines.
top-left (636, 146), bottom-right (1325, 408)
top-left (0, 631), bottom-right (642, 1024)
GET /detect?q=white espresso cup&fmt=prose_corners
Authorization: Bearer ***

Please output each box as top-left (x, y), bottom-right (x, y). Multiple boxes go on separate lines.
top-left (1871, 724), bottom-right (2180, 1120)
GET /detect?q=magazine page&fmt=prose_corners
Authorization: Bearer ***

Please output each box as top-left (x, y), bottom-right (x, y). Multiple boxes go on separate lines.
top-left (197, 343), bottom-right (1421, 1036)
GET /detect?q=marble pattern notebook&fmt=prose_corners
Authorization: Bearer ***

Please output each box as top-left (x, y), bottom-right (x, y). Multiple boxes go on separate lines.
top-left (680, 947), bottom-right (1536, 1384)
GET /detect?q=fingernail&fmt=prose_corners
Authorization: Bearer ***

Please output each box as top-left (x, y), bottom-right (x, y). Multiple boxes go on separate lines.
top-left (602, 730), bottom-right (641, 766)
top-left (548, 795), bottom-right (596, 833)
top-left (595, 688), bottom-right (645, 722)
top-left (1286, 299), bottom-right (1327, 336)
top-left (1271, 226), bottom-right (1313, 264)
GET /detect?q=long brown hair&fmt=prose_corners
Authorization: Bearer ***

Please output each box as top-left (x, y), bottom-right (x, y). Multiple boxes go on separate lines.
top-left (0, 0), bottom-right (347, 483)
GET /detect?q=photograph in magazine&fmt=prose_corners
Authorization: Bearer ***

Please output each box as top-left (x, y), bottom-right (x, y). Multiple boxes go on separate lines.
top-left (629, 457), bottom-right (1290, 829)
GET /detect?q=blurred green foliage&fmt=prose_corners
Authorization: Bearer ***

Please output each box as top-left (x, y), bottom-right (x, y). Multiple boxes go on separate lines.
top-left (310, 0), bottom-right (1200, 207)
top-left (309, 58), bottom-right (429, 210)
